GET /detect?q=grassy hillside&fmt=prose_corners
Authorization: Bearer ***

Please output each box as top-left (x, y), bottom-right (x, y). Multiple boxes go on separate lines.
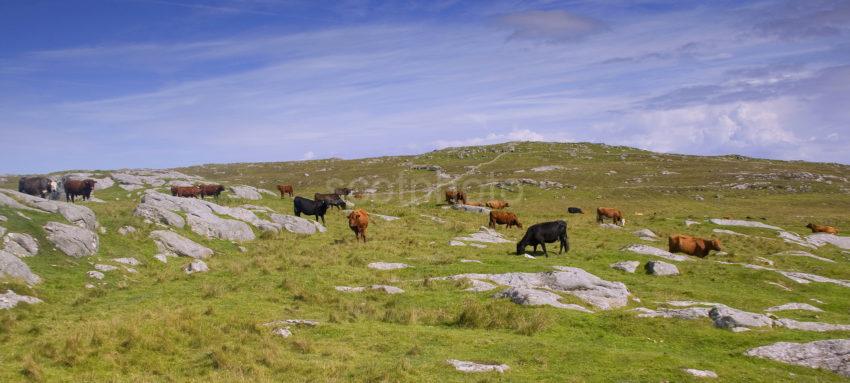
top-left (1, 141), bottom-right (850, 382)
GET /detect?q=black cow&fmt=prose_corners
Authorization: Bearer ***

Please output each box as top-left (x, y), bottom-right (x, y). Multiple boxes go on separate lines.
top-left (314, 193), bottom-right (346, 209)
top-left (64, 179), bottom-right (97, 202)
top-left (516, 220), bottom-right (569, 257)
top-left (567, 207), bottom-right (584, 214)
top-left (18, 177), bottom-right (56, 198)
top-left (294, 196), bottom-right (330, 224)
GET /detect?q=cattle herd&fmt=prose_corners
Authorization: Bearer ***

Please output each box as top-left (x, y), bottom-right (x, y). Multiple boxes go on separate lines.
top-left (12, 176), bottom-right (842, 254)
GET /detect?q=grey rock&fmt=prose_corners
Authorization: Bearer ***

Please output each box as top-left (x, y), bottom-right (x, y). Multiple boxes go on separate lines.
top-left (153, 254), bottom-right (168, 263)
top-left (3, 233), bottom-right (39, 257)
top-left (184, 259), bottom-right (209, 274)
top-left (94, 264), bottom-right (118, 272)
top-left (43, 221), bottom-right (99, 257)
top-left (765, 303), bottom-right (823, 313)
top-left (713, 228), bottom-right (748, 236)
top-left (599, 223), bottom-right (622, 229)
top-left (645, 261), bottom-right (679, 276)
top-left (633, 228), bottom-right (658, 240)
top-left (113, 257), bottom-right (140, 266)
top-left (773, 250), bottom-right (833, 263)
top-left (685, 219), bottom-right (700, 227)
top-left (335, 286), bottom-right (366, 293)
top-left (460, 259), bottom-right (482, 264)
top-left (0, 215), bottom-right (6, 222)
top-left (775, 318), bottom-right (850, 332)
top-left (0, 189), bottom-right (98, 230)
top-left (633, 307), bottom-right (709, 320)
top-left (0, 192), bottom-right (37, 211)
top-left (454, 226), bottom-right (511, 244)
top-left (87, 270), bottom-right (105, 280)
top-left (367, 262), bottom-right (410, 270)
top-left (709, 306), bottom-right (774, 329)
top-left (269, 214), bottom-right (326, 234)
top-left (0, 290), bottom-right (42, 310)
top-left (150, 230), bottom-right (213, 259)
top-left (710, 218), bottom-right (782, 231)
top-left (530, 165), bottom-right (564, 172)
top-left (683, 369), bottom-right (718, 378)
top-left (465, 279), bottom-right (497, 292)
top-left (611, 261), bottom-right (640, 273)
top-left (746, 339), bottom-right (850, 377)
top-left (272, 327), bottom-right (292, 338)
top-left (446, 359), bottom-right (509, 373)
top-left (621, 244), bottom-right (690, 262)
top-left (228, 185), bottom-right (263, 200)
top-left (187, 212), bottom-right (255, 241)
top-left (806, 233), bottom-right (850, 250)
top-left (0, 249), bottom-right (41, 285)
top-left (451, 204), bottom-right (491, 214)
top-left (496, 287), bottom-right (593, 312)
top-left (134, 203), bottom-right (186, 228)
top-left (0, 227), bottom-right (4, 238)
top-left (778, 231), bottom-right (818, 249)
top-left (449, 240), bottom-right (465, 246)
top-left (371, 285), bottom-right (405, 294)
top-left (117, 226), bottom-right (137, 236)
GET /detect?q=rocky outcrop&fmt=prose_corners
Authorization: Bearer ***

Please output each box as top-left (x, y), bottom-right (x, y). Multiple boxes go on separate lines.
top-left (0, 189), bottom-right (98, 230)
top-left (806, 233), bottom-right (850, 250)
top-left (0, 249), bottom-right (41, 285)
top-left (446, 359), bottom-right (509, 373)
top-left (496, 287), bottom-right (593, 312)
top-left (3, 233), bottom-right (38, 257)
top-left (765, 303), bottom-right (823, 313)
top-left (0, 290), bottom-right (42, 309)
top-left (710, 218), bottom-right (782, 231)
top-left (133, 203), bottom-right (186, 228)
top-left (621, 244), bottom-right (690, 262)
top-left (269, 214), bottom-right (326, 234)
top-left (454, 227), bottom-right (511, 244)
top-left (184, 260), bottom-right (209, 274)
top-left (772, 250), bottom-right (833, 263)
top-left (683, 369), bottom-right (718, 378)
top-left (335, 285), bottom-right (405, 294)
top-left (43, 222), bottom-right (99, 257)
top-left (746, 339), bottom-right (850, 377)
top-left (633, 229), bottom-right (658, 241)
top-left (367, 262), bottom-right (410, 270)
top-left (709, 306), bottom-right (773, 329)
top-left (137, 191), bottom-right (262, 241)
top-left (228, 185), bottom-right (263, 200)
top-left (451, 204), bottom-right (491, 214)
top-left (611, 261), bottom-right (640, 273)
top-left (149, 230), bottom-right (212, 259)
top-left (645, 261), bottom-right (679, 276)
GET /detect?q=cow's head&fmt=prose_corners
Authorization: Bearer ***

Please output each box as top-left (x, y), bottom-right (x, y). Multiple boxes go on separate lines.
top-left (515, 220), bottom-right (523, 229)
top-left (48, 180), bottom-right (58, 192)
top-left (805, 223), bottom-right (814, 230)
top-left (84, 179), bottom-right (97, 189)
top-left (709, 239), bottom-right (722, 252)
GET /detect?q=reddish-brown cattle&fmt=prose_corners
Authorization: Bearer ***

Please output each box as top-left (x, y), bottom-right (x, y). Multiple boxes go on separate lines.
top-left (489, 211), bottom-right (522, 229)
top-left (486, 200), bottom-right (510, 209)
top-left (668, 235), bottom-right (722, 258)
top-left (174, 186), bottom-right (201, 198)
top-left (64, 179), bottom-right (97, 203)
top-left (445, 190), bottom-right (466, 204)
top-left (199, 184), bottom-right (225, 199)
top-left (348, 209), bottom-right (369, 242)
top-left (806, 223), bottom-right (839, 234)
top-left (277, 184), bottom-right (293, 198)
top-left (596, 207), bottom-right (625, 226)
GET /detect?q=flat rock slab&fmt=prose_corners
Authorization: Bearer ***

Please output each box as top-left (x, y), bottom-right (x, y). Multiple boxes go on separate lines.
top-left (150, 230), bottom-right (213, 259)
top-left (775, 319), bottom-right (850, 332)
top-left (113, 257), bottom-right (140, 266)
top-left (0, 189), bottom-right (98, 230)
top-left (773, 250), bottom-right (833, 263)
top-left (117, 226), bottom-right (137, 235)
top-left (451, 204), bottom-right (491, 214)
top-left (88, 270), bottom-right (105, 280)
top-left (0, 250), bottom-right (42, 285)
top-left (367, 262), bottom-right (410, 270)
top-left (633, 307), bottom-right (710, 320)
top-left (633, 228), bottom-right (658, 240)
top-left (710, 218), bottom-right (782, 231)
top-left (746, 339), bottom-right (850, 377)
top-left (709, 306), bottom-right (773, 329)
top-left (228, 185), bottom-right (263, 200)
top-left (684, 369), bottom-right (718, 378)
top-left (335, 285), bottom-right (404, 294)
top-left (454, 226), bottom-right (511, 244)
top-left (621, 244), bottom-right (690, 262)
top-left (94, 264), bottom-right (118, 272)
top-left (713, 229), bottom-right (748, 236)
top-left (446, 359), bottom-right (509, 373)
top-left (778, 231), bottom-right (818, 249)
top-left (0, 290), bottom-right (42, 310)
top-left (611, 261), bottom-right (640, 273)
top-left (645, 261), bottom-right (679, 276)
top-left (766, 303), bottom-right (823, 313)
top-left (3, 233), bottom-right (39, 257)
top-left (496, 287), bottom-right (593, 312)
top-left (134, 203), bottom-right (186, 228)
top-left (269, 214), bottom-right (326, 234)
top-left (806, 233), bottom-right (850, 250)
top-left (44, 221), bottom-right (99, 257)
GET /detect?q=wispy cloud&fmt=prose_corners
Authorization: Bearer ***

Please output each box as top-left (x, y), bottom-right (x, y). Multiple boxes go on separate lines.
top-left (498, 9), bottom-right (607, 42)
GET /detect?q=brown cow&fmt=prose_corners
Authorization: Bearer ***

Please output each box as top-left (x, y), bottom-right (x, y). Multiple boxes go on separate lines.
top-left (353, 192), bottom-right (364, 199)
top-left (64, 179), bottom-right (96, 202)
top-left (199, 184), bottom-right (225, 199)
top-left (276, 184), bottom-right (293, 198)
top-left (668, 235), bottom-right (722, 258)
top-left (466, 201), bottom-right (484, 207)
top-left (486, 200), bottom-right (510, 209)
top-left (174, 186), bottom-right (201, 198)
top-left (597, 207), bottom-right (625, 226)
top-left (445, 190), bottom-right (466, 205)
top-left (806, 223), bottom-right (839, 234)
top-left (348, 209), bottom-right (369, 242)
top-left (334, 187), bottom-right (352, 196)
top-left (489, 211), bottom-right (522, 229)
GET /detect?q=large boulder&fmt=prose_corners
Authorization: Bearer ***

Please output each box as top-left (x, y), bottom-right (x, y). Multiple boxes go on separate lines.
top-left (709, 306), bottom-right (773, 329)
top-left (228, 185), bottom-right (263, 200)
top-left (645, 261), bottom-right (679, 276)
top-left (269, 214), bottom-right (326, 234)
top-left (0, 250), bottom-right (41, 285)
top-left (138, 191), bottom-right (272, 240)
top-left (43, 222), bottom-right (99, 257)
top-left (746, 339), bottom-right (850, 377)
top-left (495, 287), bottom-right (593, 312)
top-left (149, 230), bottom-right (212, 259)
top-left (3, 233), bottom-right (39, 257)
top-left (0, 189), bottom-right (98, 230)
top-left (187, 212), bottom-right (255, 241)
top-left (133, 203), bottom-right (186, 228)
top-left (184, 259), bottom-right (209, 274)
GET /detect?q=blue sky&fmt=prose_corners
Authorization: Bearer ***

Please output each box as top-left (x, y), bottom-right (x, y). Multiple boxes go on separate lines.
top-left (2, 0), bottom-right (849, 173)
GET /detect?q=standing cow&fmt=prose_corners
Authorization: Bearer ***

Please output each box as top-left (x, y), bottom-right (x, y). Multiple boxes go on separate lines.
top-left (489, 211), bottom-right (522, 229)
top-left (486, 200), bottom-right (510, 209)
top-left (64, 179), bottom-right (97, 202)
top-left (199, 184), bottom-right (225, 199)
top-left (516, 220), bottom-right (569, 257)
top-left (173, 186), bottom-right (201, 198)
top-left (445, 190), bottom-right (466, 205)
top-left (314, 193), bottom-right (346, 209)
top-left (806, 223), bottom-right (839, 234)
top-left (294, 196), bottom-right (329, 224)
top-left (348, 208), bottom-right (369, 242)
top-left (668, 235), bottom-right (722, 258)
top-left (277, 184), bottom-right (294, 198)
top-left (18, 177), bottom-right (56, 199)
top-left (597, 207), bottom-right (625, 226)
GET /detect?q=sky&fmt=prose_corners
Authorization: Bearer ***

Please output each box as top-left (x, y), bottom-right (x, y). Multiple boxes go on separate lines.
top-left (1, 0), bottom-right (849, 174)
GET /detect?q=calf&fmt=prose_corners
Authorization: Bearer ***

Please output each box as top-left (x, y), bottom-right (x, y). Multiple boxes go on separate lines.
top-left (516, 220), bottom-right (569, 257)
top-left (597, 207), bottom-right (625, 226)
top-left (314, 193), bottom-right (346, 209)
top-left (199, 184), bottom-right (225, 199)
top-left (277, 184), bottom-right (294, 198)
top-left (294, 196), bottom-right (329, 224)
top-left (567, 207), bottom-right (584, 214)
top-left (489, 211), bottom-right (522, 229)
top-left (486, 200), bottom-right (510, 209)
top-left (18, 177), bottom-right (55, 198)
top-left (668, 235), bottom-right (722, 258)
top-left (64, 179), bottom-right (97, 202)
top-left (806, 223), bottom-right (839, 234)
top-left (348, 208), bottom-right (369, 242)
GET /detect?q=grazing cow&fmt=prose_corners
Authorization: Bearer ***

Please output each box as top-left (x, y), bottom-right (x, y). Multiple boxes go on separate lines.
top-left (516, 220), bottom-right (569, 257)
top-left (199, 184), bottom-right (225, 199)
top-left (668, 235), bottom-right (722, 258)
top-left (348, 208), bottom-right (369, 242)
top-left (174, 186), bottom-right (201, 198)
top-left (64, 179), bottom-right (97, 202)
top-left (445, 190), bottom-right (467, 205)
top-left (294, 196), bottom-right (329, 224)
top-left (276, 184), bottom-right (294, 198)
top-left (567, 207), bottom-right (584, 214)
top-left (314, 193), bottom-right (346, 209)
top-left (334, 187), bottom-right (352, 196)
top-left (18, 177), bottom-right (56, 198)
top-left (486, 200), bottom-right (510, 209)
top-left (597, 207), bottom-right (625, 226)
top-left (489, 211), bottom-right (522, 229)
top-left (806, 223), bottom-right (839, 234)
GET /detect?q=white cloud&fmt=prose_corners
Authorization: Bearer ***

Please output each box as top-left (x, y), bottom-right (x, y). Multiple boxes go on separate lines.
top-left (434, 129), bottom-right (570, 149)
top-left (303, 151), bottom-right (315, 160)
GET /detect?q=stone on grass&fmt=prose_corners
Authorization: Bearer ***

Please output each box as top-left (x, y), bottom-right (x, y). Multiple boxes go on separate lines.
top-left (746, 339), bottom-right (850, 377)
top-left (269, 214), bottom-right (326, 234)
top-left (446, 359), bottom-right (509, 373)
top-left (454, 227), bottom-right (511, 244)
top-left (0, 250), bottom-right (41, 285)
top-left (0, 290), bottom-right (42, 310)
top-left (599, 223), bottom-right (622, 229)
top-left (228, 185), bottom-right (263, 200)
top-left (150, 230), bottom-right (212, 259)
top-left (0, 189), bottom-right (98, 230)
top-left (3, 233), bottom-right (39, 257)
top-left (496, 287), bottom-right (593, 312)
top-left (633, 307), bottom-right (709, 320)
top-left (43, 221), bottom-right (99, 257)
top-left (684, 369), bottom-right (718, 378)
top-left (184, 260), bottom-right (209, 274)
top-left (371, 285), bottom-right (405, 294)
top-left (634, 228), bottom-right (658, 241)
top-left (806, 233), bottom-right (850, 250)
top-left (645, 261), bottom-right (679, 276)
top-left (134, 203), bottom-right (186, 228)
top-left (367, 262), bottom-right (410, 270)
top-left (465, 279), bottom-right (497, 292)
top-left (611, 261), bottom-right (640, 273)
top-left (621, 244), bottom-right (690, 262)
top-left (449, 240), bottom-right (465, 246)
top-left (451, 204), bottom-right (491, 214)
top-left (709, 218), bottom-right (782, 231)
top-left (113, 257), bottom-right (140, 266)
top-left (773, 250), bottom-right (834, 263)
top-left (272, 327), bottom-right (292, 338)
top-left (765, 303), bottom-right (823, 313)
top-left (117, 226), bottom-right (137, 235)
top-left (685, 219), bottom-right (700, 227)
top-left (460, 259), bottom-right (482, 264)
top-left (709, 306), bottom-right (773, 329)
top-left (153, 254), bottom-right (168, 263)
top-left (713, 229), bottom-right (748, 237)
top-left (88, 270), bottom-right (105, 280)
top-left (774, 319), bottom-right (850, 332)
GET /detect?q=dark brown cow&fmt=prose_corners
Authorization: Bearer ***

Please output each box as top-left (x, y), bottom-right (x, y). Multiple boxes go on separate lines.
top-left (64, 179), bottom-right (97, 202)
top-left (174, 186), bottom-right (201, 198)
top-left (199, 184), bottom-right (225, 199)
top-left (445, 190), bottom-right (467, 205)
top-left (486, 200), bottom-right (510, 209)
top-left (489, 211), bottom-right (522, 229)
top-left (276, 184), bottom-right (293, 198)
top-left (334, 187), bottom-right (352, 196)
top-left (18, 177), bottom-right (56, 198)
top-left (348, 208), bottom-right (369, 242)
top-left (668, 235), bottom-right (722, 258)
top-left (597, 207), bottom-right (625, 226)
top-left (806, 223), bottom-right (838, 234)
top-left (314, 193), bottom-right (346, 209)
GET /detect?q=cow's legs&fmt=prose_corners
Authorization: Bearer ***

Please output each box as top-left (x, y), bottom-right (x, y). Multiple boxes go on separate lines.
top-left (540, 242), bottom-right (548, 257)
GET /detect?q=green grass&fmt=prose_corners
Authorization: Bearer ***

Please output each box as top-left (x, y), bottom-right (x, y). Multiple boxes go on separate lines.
top-left (1, 141), bottom-right (850, 382)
